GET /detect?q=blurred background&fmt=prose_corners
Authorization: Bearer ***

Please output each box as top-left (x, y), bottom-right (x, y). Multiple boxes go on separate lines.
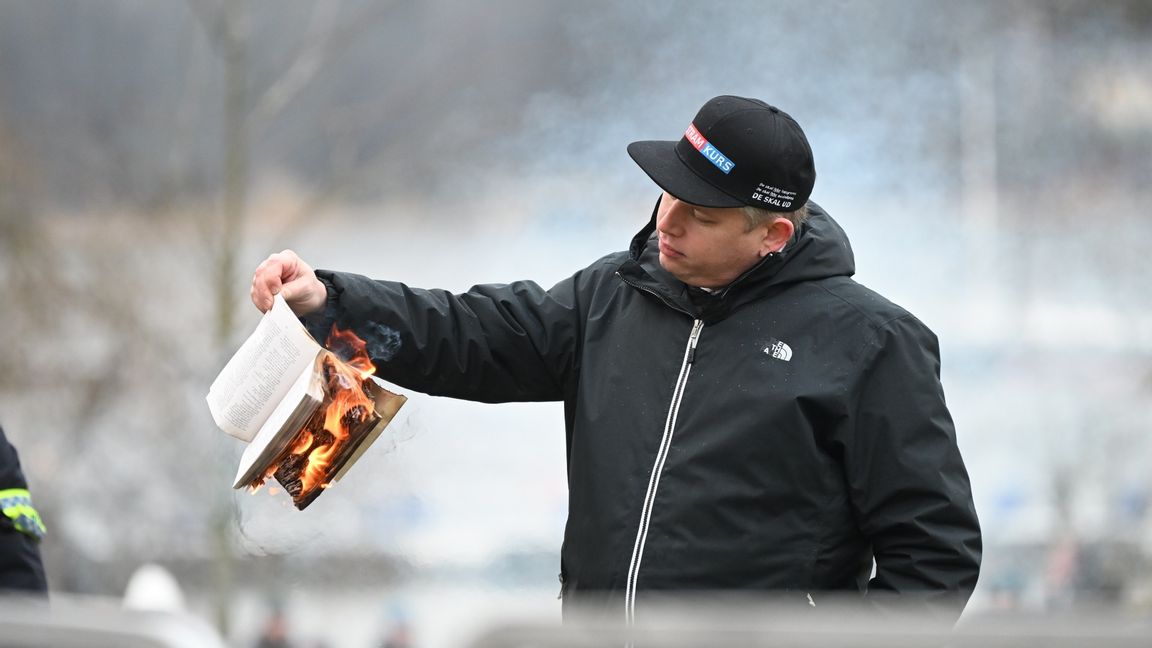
top-left (1, 0), bottom-right (1150, 646)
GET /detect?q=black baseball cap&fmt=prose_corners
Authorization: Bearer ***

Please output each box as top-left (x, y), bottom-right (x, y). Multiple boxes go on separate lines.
top-left (628, 95), bottom-right (815, 211)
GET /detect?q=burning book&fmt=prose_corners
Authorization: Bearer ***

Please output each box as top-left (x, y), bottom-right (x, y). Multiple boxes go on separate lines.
top-left (207, 294), bottom-right (406, 509)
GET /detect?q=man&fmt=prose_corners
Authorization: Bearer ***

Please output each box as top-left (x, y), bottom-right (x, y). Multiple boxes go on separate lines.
top-left (250, 96), bottom-right (981, 621)
top-left (0, 423), bottom-right (48, 593)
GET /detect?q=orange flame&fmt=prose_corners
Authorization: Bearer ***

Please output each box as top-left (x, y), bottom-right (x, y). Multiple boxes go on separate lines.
top-left (326, 325), bottom-right (377, 379)
top-left (292, 326), bottom-right (377, 495)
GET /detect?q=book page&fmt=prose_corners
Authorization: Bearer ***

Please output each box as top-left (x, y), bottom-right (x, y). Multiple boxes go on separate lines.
top-left (232, 357), bottom-right (324, 488)
top-left (206, 294), bottom-right (320, 441)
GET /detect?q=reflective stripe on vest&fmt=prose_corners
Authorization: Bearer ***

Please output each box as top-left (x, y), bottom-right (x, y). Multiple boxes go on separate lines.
top-left (0, 488), bottom-right (46, 540)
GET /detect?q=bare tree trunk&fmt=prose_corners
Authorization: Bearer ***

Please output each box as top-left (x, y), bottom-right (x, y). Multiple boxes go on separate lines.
top-left (209, 0), bottom-right (249, 637)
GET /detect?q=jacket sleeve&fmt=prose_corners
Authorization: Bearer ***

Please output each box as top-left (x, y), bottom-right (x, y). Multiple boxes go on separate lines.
top-left (0, 425), bottom-right (48, 594)
top-left (303, 266), bottom-right (593, 403)
top-left (837, 315), bottom-right (981, 614)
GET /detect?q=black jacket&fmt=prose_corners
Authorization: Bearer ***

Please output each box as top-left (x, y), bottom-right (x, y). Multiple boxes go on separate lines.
top-left (0, 424), bottom-right (48, 593)
top-left (307, 201), bottom-right (981, 618)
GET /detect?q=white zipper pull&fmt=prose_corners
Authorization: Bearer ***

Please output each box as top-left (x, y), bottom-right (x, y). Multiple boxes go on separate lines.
top-left (685, 320), bottom-right (703, 364)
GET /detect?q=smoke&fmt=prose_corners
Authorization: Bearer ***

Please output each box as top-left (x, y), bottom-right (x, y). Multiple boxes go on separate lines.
top-left (321, 319), bottom-right (402, 365)
top-left (361, 322), bottom-right (402, 364)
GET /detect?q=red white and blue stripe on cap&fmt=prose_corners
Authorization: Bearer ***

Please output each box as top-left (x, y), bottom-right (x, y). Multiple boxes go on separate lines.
top-left (684, 123), bottom-right (735, 174)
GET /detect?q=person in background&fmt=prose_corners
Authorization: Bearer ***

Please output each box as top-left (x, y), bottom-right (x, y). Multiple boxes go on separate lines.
top-left (254, 603), bottom-right (294, 648)
top-left (249, 95), bottom-right (981, 622)
top-left (0, 422), bottom-right (47, 593)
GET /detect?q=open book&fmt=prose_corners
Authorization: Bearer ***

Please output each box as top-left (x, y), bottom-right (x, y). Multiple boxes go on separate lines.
top-left (206, 294), bottom-right (406, 509)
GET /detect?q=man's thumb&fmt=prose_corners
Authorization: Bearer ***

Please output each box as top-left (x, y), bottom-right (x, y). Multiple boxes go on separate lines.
top-left (277, 283), bottom-right (297, 303)
top-left (270, 273), bottom-right (324, 316)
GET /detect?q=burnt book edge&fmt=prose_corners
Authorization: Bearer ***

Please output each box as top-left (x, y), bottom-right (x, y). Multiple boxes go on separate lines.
top-left (328, 377), bottom-right (408, 484)
top-left (231, 354), bottom-right (325, 489)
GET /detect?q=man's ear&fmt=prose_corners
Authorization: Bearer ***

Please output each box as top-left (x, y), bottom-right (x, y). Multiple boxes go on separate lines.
top-left (759, 218), bottom-right (795, 257)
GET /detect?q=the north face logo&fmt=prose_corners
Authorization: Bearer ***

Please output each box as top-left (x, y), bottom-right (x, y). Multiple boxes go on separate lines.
top-left (764, 338), bottom-right (792, 361)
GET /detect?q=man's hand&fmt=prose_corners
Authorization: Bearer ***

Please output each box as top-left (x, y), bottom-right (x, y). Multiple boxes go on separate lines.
top-left (250, 249), bottom-right (327, 315)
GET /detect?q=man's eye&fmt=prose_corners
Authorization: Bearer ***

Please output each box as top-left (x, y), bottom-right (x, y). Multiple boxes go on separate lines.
top-left (693, 212), bottom-right (714, 224)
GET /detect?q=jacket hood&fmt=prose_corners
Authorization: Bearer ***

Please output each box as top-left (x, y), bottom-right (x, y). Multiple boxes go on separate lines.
top-left (619, 196), bottom-right (856, 321)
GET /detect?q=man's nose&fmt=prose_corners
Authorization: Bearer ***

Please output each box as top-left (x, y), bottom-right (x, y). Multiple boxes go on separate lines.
top-left (657, 196), bottom-right (686, 234)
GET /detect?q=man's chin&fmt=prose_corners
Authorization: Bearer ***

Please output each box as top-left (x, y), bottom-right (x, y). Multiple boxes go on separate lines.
top-left (658, 256), bottom-right (691, 283)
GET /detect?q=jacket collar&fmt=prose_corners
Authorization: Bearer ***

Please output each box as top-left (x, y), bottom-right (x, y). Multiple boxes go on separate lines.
top-left (618, 196), bottom-right (855, 322)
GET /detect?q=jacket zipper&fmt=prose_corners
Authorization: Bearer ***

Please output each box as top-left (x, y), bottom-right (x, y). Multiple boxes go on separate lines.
top-left (624, 318), bottom-right (703, 626)
top-left (615, 271), bottom-right (695, 318)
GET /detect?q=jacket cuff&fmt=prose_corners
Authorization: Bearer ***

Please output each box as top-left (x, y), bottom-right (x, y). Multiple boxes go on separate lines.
top-left (300, 270), bottom-right (341, 345)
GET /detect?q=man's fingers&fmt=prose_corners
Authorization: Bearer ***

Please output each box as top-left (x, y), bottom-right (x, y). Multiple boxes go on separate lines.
top-left (250, 262), bottom-right (281, 313)
top-left (250, 250), bottom-right (324, 315)
top-left (250, 250), bottom-right (300, 312)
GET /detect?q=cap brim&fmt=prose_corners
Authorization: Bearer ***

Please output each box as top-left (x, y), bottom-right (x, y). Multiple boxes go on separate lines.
top-left (627, 140), bottom-right (744, 208)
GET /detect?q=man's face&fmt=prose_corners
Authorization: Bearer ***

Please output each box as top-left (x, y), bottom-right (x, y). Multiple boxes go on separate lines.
top-left (654, 192), bottom-right (771, 289)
